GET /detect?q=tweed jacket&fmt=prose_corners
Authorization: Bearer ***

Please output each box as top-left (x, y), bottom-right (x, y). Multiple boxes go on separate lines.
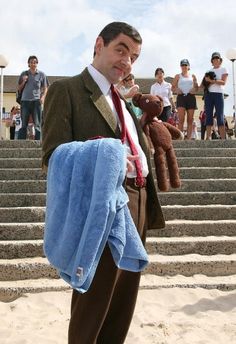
top-left (42, 67), bottom-right (165, 230)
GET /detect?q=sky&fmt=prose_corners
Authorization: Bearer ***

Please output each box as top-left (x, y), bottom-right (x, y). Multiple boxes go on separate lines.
top-left (1, 0), bottom-right (236, 115)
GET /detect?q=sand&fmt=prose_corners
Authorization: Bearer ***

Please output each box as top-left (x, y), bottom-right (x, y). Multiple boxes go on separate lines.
top-left (1, 287), bottom-right (236, 343)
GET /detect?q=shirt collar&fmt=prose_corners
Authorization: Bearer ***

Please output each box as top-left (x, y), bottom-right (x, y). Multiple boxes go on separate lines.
top-left (87, 64), bottom-right (111, 95)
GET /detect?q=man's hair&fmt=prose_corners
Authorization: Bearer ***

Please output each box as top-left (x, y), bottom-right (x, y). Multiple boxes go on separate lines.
top-left (28, 55), bottom-right (38, 64)
top-left (98, 22), bottom-right (142, 46)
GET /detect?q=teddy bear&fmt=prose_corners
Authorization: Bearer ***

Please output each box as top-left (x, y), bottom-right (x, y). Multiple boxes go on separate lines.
top-left (132, 92), bottom-right (183, 192)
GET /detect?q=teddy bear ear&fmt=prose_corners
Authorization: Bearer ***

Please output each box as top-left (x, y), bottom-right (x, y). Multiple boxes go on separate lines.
top-left (132, 92), bottom-right (142, 106)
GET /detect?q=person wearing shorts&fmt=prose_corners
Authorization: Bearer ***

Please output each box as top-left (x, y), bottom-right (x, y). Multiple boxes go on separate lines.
top-left (172, 59), bottom-right (198, 139)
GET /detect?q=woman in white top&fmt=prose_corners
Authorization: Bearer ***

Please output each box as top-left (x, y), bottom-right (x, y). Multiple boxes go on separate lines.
top-left (203, 52), bottom-right (228, 140)
top-left (172, 59), bottom-right (198, 139)
top-left (150, 67), bottom-right (176, 122)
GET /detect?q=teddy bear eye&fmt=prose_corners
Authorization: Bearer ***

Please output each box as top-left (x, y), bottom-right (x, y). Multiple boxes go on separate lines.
top-left (145, 99), bottom-right (150, 103)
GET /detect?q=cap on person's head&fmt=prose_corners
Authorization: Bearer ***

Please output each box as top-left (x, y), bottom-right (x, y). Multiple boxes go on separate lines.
top-left (180, 59), bottom-right (190, 66)
top-left (155, 67), bottom-right (164, 76)
top-left (211, 52), bottom-right (222, 62)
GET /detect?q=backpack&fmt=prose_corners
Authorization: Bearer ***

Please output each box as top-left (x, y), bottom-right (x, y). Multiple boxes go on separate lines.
top-left (16, 71), bottom-right (28, 104)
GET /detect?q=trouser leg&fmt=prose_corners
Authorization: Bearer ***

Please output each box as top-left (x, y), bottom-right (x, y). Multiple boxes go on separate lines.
top-left (32, 100), bottom-right (42, 140)
top-left (18, 101), bottom-right (30, 139)
top-left (97, 185), bottom-right (147, 344)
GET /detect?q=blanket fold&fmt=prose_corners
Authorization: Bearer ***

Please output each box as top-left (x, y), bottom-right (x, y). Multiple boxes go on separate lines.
top-left (44, 138), bottom-right (148, 293)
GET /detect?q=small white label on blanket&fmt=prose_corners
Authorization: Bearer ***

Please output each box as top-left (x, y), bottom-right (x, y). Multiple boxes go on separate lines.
top-left (76, 267), bottom-right (83, 279)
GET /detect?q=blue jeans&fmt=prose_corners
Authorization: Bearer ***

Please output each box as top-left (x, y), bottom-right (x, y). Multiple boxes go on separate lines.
top-left (18, 100), bottom-right (42, 140)
top-left (159, 106), bottom-right (172, 122)
top-left (204, 92), bottom-right (224, 126)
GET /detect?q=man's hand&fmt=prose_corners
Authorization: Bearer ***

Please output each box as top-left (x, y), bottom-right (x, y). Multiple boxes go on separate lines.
top-left (126, 154), bottom-right (139, 173)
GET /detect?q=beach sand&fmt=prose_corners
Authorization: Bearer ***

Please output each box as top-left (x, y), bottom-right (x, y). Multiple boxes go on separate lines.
top-left (1, 287), bottom-right (236, 343)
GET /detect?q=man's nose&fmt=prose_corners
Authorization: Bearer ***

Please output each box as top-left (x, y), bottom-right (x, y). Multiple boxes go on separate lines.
top-left (121, 55), bottom-right (131, 67)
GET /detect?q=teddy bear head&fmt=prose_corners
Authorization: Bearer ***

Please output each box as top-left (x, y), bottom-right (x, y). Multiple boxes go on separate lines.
top-left (132, 93), bottom-right (164, 120)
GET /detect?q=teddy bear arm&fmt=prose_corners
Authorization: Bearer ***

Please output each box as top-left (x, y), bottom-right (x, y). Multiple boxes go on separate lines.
top-left (163, 122), bottom-right (183, 140)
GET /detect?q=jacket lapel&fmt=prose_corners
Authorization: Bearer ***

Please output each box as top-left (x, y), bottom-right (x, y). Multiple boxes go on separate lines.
top-left (82, 68), bottom-right (119, 135)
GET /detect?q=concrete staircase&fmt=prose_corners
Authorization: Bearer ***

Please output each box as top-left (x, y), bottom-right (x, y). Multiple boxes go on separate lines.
top-left (0, 139), bottom-right (236, 301)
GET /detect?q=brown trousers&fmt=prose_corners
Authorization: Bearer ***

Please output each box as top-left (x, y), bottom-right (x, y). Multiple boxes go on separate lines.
top-left (68, 183), bottom-right (147, 344)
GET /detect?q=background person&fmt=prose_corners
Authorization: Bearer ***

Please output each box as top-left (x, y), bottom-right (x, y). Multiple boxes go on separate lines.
top-left (199, 105), bottom-right (207, 140)
top-left (42, 21), bottom-right (164, 344)
top-left (9, 106), bottom-right (16, 140)
top-left (17, 55), bottom-right (48, 140)
top-left (203, 52), bottom-right (228, 140)
top-left (12, 106), bottom-right (22, 139)
top-left (172, 59), bottom-right (198, 139)
top-left (150, 67), bottom-right (176, 122)
top-left (118, 73), bottom-right (142, 118)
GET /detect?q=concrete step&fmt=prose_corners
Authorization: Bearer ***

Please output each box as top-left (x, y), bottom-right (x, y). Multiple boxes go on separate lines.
top-left (0, 148), bottom-right (41, 158)
top-left (162, 204), bottom-right (236, 221)
top-left (2, 254), bottom-right (236, 281)
top-left (1, 147), bottom-right (235, 158)
top-left (1, 220), bottom-right (235, 241)
top-left (0, 223), bottom-right (44, 240)
top-left (0, 278), bottom-right (70, 302)
top-left (179, 167), bottom-right (236, 179)
top-left (0, 257), bottom-right (57, 281)
top-left (146, 236), bottom-right (236, 255)
top-left (3, 235), bottom-right (236, 259)
top-left (173, 140), bottom-right (236, 148)
top-left (0, 180), bottom-right (46, 193)
top-left (145, 254), bottom-right (236, 277)
top-left (0, 240), bottom-right (43, 259)
top-left (175, 148), bottom-right (236, 157)
top-left (0, 169), bottom-right (45, 180)
top-left (147, 220), bottom-right (236, 237)
top-left (0, 158), bottom-right (41, 168)
top-left (1, 139), bottom-right (236, 148)
top-left (177, 157), bottom-right (236, 167)
top-left (0, 140), bottom-right (41, 148)
top-left (172, 179), bottom-right (236, 192)
top-left (0, 193), bottom-right (46, 207)
top-left (0, 207), bottom-right (45, 223)
top-left (2, 178), bottom-right (235, 194)
top-left (159, 191), bottom-right (236, 205)
top-left (4, 166), bottom-right (236, 181)
top-left (2, 273), bottom-right (236, 303)
top-left (5, 166), bottom-right (236, 181)
top-left (1, 204), bottom-right (235, 224)
top-left (2, 191), bottom-right (235, 209)
top-left (140, 274), bottom-right (236, 291)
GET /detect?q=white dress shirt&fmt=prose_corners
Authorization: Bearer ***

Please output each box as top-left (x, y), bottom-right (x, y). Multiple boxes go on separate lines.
top-left (88, 64), bottom-right (148, 178)
top-left (150, 81), bottom-right (173, 107)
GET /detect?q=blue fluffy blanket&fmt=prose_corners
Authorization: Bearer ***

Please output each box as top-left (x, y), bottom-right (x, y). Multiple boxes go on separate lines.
top-left (44, 138), bottom-right (148, 293)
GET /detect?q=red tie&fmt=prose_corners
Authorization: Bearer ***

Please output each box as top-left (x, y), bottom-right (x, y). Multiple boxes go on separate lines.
top-left (110, 84), bottom-right (144, 187)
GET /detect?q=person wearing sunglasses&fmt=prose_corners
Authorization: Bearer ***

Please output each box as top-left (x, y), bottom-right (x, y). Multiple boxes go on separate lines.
top-left (172, 59), bottom-right (198, 139)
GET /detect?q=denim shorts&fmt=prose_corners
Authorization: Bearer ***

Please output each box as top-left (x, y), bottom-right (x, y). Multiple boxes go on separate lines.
top-left (204, 92), bottom-right (224, 126)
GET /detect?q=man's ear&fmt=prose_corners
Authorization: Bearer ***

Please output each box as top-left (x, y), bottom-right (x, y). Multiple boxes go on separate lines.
top-left (94, 36), bottom-right (104, 56)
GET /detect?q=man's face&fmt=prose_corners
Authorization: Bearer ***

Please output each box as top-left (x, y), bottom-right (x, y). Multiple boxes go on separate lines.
top-left (28, 58), bottom-right (38, 69)
top-left (93, 33), bottom-right (141, 84)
